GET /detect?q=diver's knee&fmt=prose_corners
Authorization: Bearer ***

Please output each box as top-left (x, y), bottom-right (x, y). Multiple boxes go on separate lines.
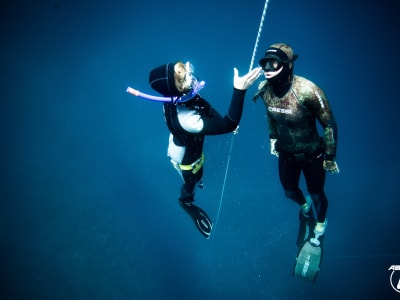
top-left (309, 192), bottom-right (328, 203)
top-left (284, 189), bottom-right (302, 200)
top-left (179, 185), bottom-right (194, 204)
top-left (309, 193), bottom-right (320, 203)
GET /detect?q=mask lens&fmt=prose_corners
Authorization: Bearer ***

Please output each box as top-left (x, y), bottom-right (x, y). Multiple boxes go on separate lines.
top-left (263, 58), bottom-right (282, 72)
top-left (183, 61), bottom-right (198, 91)
top-left (185, 61), bottom-right (194, 74)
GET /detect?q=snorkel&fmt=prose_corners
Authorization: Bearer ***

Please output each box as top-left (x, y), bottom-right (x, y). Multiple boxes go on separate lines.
top-left (126, 80), bottom-right (205, 104)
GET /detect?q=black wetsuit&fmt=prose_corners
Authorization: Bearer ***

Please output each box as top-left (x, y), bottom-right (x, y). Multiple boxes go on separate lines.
top-left (258, 75), bottom-right (337, 223)
top-left (163, 88), bottom-right (247, 204)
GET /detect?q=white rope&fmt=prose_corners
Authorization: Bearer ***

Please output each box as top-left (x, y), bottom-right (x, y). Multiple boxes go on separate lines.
top-left (213, 130), bottom-right (238, 235)
top-left (212, 0), bottom-right (269, 237)
top-left (249, 0), bottom-right (270, 72)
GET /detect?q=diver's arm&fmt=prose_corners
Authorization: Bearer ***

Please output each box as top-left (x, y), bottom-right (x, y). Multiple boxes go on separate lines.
top-left (314, 89), bottom-right (337, 159)
top-left (176, 91), bottom-right (244, 135)
top-left (323, 118), bottom-right (337, 161)
top-left (201, 67), bottom-right (261, 135)
top-left (201, 88), bottom-right (245, 134)
top-left (322, 117), bottom-right (339, 174)
top-left (268, 116), bottom-right (279, 157)
top-left (225, 66), bottom-right (262, 126)
top-left (310, 87), bottom-right (339, 174)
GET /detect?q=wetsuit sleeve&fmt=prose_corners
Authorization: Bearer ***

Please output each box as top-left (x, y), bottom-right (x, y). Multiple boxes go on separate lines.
top-left (201, 88), bottom-right (246, 135)
top-left (306, 85), bottom-right (338, 159)
top-left (268, 115), bottom-right (278, 139)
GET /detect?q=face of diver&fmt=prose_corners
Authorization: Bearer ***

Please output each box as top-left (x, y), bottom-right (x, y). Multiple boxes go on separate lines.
top-left (262, 57), bottom-right (284, 79)
top-left (173, 61), bottom-right (206, 103)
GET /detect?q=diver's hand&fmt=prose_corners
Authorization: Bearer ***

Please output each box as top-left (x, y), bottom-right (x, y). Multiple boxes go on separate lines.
top-left (233, 67), bottom-right (262, 90)
top-left (323, 160), bottom-right (340, 174)
top-left (270, 138), bottom-right (279, 157)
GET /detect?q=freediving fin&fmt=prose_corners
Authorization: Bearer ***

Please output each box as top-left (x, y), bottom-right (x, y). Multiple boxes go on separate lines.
top-left (293, 241), bottom-right (322, 283)
top-left (293, 209), bottom-right (325, 282)
top-left (180, 202), bottom-right (213, 239)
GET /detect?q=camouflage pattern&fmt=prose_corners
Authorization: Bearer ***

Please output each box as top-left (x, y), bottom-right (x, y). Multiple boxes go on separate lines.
top-left (258, 75), bottom-right (337, 157)
top-left (267, 43), bottom-right (295, 61)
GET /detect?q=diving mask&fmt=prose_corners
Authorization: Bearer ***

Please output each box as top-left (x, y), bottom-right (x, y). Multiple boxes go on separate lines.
top-left (262, 57), bottom-right (283, 72)
top-left (176, 61), bottom-right (205, 103)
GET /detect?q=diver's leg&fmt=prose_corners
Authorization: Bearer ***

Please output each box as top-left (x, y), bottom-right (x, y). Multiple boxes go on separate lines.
top-left (279, 156), bottom-right (314, 248)
top-left (303, 155), bottom-right (328, 239)
top-left (178, 168), bottom-right (203, 203)
top-left (278, 156), bottom-right (308, 209)
top-left (303, 155), bottom-right (328, 223)
top-left (179, 168), bottom-right (212, 238)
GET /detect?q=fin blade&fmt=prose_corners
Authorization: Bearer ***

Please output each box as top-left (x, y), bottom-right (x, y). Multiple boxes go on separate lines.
top-left (293, 241), bottom-right (322, 283)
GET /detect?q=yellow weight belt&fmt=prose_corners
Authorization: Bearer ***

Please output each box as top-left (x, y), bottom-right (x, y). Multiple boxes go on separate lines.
top-left (179, 153), bottom-right (205, 174)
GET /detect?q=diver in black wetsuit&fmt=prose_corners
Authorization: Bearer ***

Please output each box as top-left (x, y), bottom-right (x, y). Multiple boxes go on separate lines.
top-left (149, 61), bottom-right (261, 238)
top-left (253, 43), bottom-right (339, 241)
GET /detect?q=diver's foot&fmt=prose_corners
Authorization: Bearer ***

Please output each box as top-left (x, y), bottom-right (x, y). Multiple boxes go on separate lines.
top-left (180, 201), bottom-right (212, 239)
top-left (309, 219), bottom-right (327, 246)
top-left (314, 219), bottom-right (327, 235)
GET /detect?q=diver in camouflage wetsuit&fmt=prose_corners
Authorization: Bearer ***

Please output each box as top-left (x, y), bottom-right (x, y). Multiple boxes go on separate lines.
top-left (253, 43), bottom-right (339, 239)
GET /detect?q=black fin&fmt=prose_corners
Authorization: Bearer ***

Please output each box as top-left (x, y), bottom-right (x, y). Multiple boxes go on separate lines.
top-left (180, 202), bottom-right (213, 239)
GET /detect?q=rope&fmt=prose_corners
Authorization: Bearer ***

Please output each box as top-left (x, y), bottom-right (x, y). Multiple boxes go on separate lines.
top-left (213, 0), bottom-right (270, 237)
top-left (249, 0), bottom-right (270, 72)
top-left (213, 129), bottom-right (238, 235)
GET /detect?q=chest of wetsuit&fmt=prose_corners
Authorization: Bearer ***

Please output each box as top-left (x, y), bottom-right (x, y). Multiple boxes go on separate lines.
top-left (163, 97), bottom-right (208, 164)
top-left (262, 75), bottom-right (334, 155)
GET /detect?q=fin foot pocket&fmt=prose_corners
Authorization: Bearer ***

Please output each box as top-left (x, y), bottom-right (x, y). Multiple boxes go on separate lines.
top-left (296, 210), bottom-right (316, 248)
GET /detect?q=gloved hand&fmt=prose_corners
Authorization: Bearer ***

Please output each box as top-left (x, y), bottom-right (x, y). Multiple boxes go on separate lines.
top-left (233, 67), bottom-right (262, 90)
top-left (270, 138), bottom-right (279, 157)
top-left (323, 160), bottom-right (340, 174)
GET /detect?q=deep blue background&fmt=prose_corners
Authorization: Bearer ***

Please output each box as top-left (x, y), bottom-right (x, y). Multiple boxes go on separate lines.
top-left (1, 0), bottom-right (399, 299)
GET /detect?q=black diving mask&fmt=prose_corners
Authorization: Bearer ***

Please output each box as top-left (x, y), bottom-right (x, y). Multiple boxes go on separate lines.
top-left (262, 57), bottom-right (283, 72)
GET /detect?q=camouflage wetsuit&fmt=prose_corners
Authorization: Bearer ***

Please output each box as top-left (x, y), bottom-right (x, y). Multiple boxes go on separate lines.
top-left (257, 75), bottom-right (337, 223)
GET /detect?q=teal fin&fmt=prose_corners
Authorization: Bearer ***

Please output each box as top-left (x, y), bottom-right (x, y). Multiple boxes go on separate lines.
top-left (180, 202), bottom-right (213, 239)
top-left (293, 241), bottom-right (322, 283)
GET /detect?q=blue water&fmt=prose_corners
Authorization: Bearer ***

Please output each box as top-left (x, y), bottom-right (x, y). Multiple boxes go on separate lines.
top-left (1, 0), bottom-right (399, 299)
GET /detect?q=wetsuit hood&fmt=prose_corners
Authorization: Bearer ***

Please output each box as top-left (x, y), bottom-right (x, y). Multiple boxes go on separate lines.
top-left (259, 43), bottom-right (298, 96)
top-left (149, 63), bottom-right (180, 97)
